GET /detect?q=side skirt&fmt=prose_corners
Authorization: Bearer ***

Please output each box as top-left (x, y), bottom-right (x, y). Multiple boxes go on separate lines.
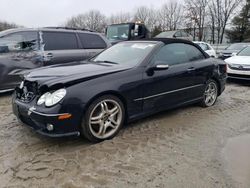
top-left (127, 97), bottom-right (203, 123)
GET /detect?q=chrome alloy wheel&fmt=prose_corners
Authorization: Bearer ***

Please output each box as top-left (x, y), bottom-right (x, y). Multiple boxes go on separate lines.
top-left (204, 82), bottom-right (218, 107)
top-left (88, 99), bottom-right (122, 139)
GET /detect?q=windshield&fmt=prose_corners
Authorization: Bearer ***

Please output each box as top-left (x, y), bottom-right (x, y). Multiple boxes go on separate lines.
top-left (196, 43), bottom-right (208, 51)
top-left (226, 43), bottom-right (249, 50)
top-left (155, 31), bottom-right (175, 38)
top-left (92, 42), bottom-right (156, 66)
top-left (238, 46), bottom-right (250, 56)
top-left (106, 24), bottom-right (130, 41)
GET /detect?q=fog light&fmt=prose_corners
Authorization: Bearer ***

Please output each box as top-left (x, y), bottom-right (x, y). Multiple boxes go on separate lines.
top-left (47, 124), bottom-right (54, 131)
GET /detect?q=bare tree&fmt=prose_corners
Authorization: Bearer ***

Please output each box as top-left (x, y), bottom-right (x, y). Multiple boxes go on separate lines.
top-left (0, 21), bottom-right (18, 32)
top-left (208, 5), bottom-right (216, 43)
top-left (134, 6), bottom-right (157, 31)
top-left (159, 1), bottom-right (183, 31)
top-left (108, 12), bottom-right (131, 24)
top-left (184, 0), bottom-right (208, 41)
top-left (208, 0), bottom-right (242, 43)
top-left (85, 10), bottom-right (107, 32)
top-left (65, 15), bottom-right (86, 28)
top-left (65, 10), bottom-right (107, 32)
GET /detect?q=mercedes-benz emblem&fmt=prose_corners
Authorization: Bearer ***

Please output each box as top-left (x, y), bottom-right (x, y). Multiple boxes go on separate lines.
top-left (238, 65), bottom-right (243, 69)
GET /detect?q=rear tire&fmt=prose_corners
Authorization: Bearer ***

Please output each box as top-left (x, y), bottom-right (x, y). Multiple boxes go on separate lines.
top-left (200, 79), bottom-right (218, 107)
top-left (81, 95), bottom-right (125, 143)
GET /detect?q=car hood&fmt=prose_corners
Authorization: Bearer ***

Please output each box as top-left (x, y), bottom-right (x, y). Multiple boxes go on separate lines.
top-left (108, 39), bottom-right (126, 45)
top-left (225, 56), bottom-right (250, 65)
top-left (25, 61), bottom-right (133, 89)
top-left (221, 49), bottom-right (239, 54)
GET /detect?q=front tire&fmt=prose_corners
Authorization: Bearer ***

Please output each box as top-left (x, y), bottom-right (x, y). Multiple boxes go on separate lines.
top-left (81, 95), bottom-right (125, 142)
top-left (200, 79), bottom-right (218, 107)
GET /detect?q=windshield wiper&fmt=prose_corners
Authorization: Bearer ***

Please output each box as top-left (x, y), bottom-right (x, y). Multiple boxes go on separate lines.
top-left (93, 60), bottom-right (118, 65)
top-left (103, 60), bottom-right (118, 64)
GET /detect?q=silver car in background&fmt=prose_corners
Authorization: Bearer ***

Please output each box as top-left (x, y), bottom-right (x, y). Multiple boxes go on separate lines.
top-left (0, 27), bottom-right (111, 93)
top-left (219, 43), bottom-right (249, 60)
top-left (155, 30), bottom-right (193, 41)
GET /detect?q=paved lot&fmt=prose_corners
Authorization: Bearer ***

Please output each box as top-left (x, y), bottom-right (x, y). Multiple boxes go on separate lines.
top-left (0, 81), bottom-right (250, 188)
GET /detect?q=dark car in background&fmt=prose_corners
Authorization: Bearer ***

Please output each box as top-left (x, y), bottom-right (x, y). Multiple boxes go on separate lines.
top-left (12, 38), bottom-right (227, 142)
top-left (219, 43), bottom-right (249, 60)
top-left (0, 27), bottom-right (111, 93)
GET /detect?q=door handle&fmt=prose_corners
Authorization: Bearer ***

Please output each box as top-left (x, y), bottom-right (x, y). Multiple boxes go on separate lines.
top-left (187, 67), bottom-right (195, 71)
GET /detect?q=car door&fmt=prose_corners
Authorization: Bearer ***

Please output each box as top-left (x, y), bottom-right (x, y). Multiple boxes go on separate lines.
top-left (141, 43), bottom-right (200, 112)
top-left (41, 31), bottom-right (85, 65)
top-left (78, 32), bottom-right (108, 59)
top-left (0, 31), bottom-right (40, 90)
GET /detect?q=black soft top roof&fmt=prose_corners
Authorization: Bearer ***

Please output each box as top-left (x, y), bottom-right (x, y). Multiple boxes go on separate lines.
top-left (140, 38), bottom-right (210, 58)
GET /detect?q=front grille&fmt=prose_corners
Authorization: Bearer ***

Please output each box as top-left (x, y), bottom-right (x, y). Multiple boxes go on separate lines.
top-left (16, 81), bottom-right (38, 103)
top-left (228, 73), bottom-right (250, 79)
top-left (222, 53), bottom-right (232, 56)
top-left (229, 64), bottom-right (250, 71)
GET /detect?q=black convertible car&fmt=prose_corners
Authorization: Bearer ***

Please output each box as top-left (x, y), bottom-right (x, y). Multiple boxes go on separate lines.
top-left (12, 38), bottom-right (227, 142)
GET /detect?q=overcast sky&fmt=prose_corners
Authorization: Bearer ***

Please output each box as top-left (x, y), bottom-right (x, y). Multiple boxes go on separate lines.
top-left (0, 0), bottom-right (166, 27)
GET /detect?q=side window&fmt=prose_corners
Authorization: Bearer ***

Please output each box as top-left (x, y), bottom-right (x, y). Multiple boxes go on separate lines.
top-left (152, 43), bottom-right (205, 66)
top-left (0, 31), bottom-right (38, 53)
top-left (42, 32), bottom-right (78, 50)
top-left (174, 31), bottom-right (181, 37)
top-left (78, 33), bottom-right (107, 49)
top-left (207, 44), bottom-right (212, 50)
top-left (181, 31), bottom-right (188, 37)
top-left (199, 43), bottom-right (209, 51)
top-left (187, 45), bottom-right (206, 61)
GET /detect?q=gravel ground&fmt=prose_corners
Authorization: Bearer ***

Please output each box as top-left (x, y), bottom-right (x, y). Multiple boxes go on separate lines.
top-left (0, 81), bottom-right (250, 188)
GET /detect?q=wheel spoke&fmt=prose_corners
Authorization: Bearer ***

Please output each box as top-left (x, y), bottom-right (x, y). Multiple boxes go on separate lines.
top-left (211, 89), bottom-right (216, 94)
top-left (109, 106), bottom-right (119, 116)
top-left (208, 84), bottom-right (212, 91)
top-left (211, 94), bottom-right (216, 101)
top-left (205, 95), bottom-right (211, 103)
top-left (101, 102), bottom-right (109, 113)
top-left (109, 116), bottom-right (118, 126)
top-left (106, 121), bottom-right (116, 129)
top-left (101, 123), bottom-right (109, 136)
top-left (205, 90), bottom-right (210, 96)
top-left (90, 113), bottom-right (102, 124)
top-left (97, 121), bottom-right (105, 136)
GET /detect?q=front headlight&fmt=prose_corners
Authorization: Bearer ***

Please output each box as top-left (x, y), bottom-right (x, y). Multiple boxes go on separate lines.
top-left (37, 89), bottom-right (66, 107)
